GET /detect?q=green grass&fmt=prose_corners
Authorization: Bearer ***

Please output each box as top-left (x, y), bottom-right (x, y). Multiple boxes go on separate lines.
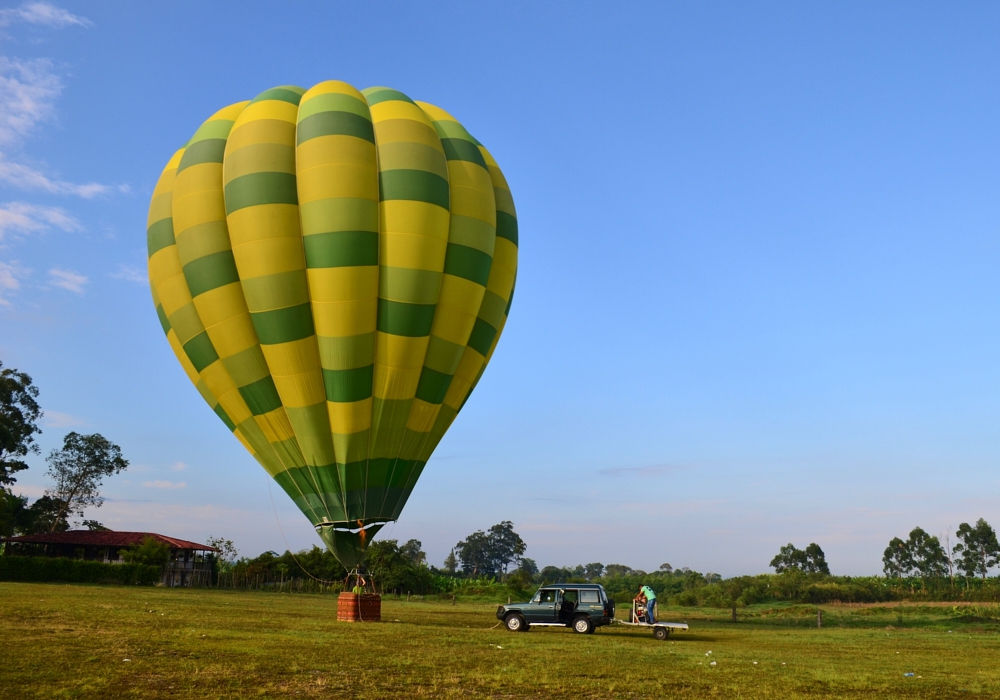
top-left (1, 583), bottom-right (999, 698)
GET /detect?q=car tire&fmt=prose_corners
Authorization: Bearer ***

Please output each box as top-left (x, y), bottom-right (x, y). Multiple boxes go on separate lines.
top-left (572, 616), bottom-right (593, 634)
top-left (653, 626), bottom-right (669, 641)
top-left (505, 614), bottom-right (525, 632)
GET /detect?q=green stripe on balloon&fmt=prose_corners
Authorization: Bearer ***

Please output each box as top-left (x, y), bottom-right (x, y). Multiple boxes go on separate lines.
top-left (303, 231), bottom-right (378, 267)
top-left (182, 251), bottom-right (239, 296)
top-left (146, 219), bottom-right (175, 256)
top-left (224, 172), bottom-right (298, 213)
top-left (250, 303), bottom-right (315, 344)
top-left (378, 169), bottom-right (449, 209)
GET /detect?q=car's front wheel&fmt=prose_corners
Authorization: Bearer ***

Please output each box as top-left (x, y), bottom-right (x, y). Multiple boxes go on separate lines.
top-left (572, 616), bottom-right (594, 634)
top-left (505, 614), bottom-right (526, 632)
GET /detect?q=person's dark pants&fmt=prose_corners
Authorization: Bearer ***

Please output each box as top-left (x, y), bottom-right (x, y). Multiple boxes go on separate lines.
top-left (646, 600), bottom-right (656, 623)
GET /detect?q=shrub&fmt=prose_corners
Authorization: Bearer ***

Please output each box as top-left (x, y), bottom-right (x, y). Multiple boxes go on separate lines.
top-left (0, 555), bottom-right (160, 585)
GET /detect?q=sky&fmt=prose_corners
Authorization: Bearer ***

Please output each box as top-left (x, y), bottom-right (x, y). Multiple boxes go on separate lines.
top-left (2, 1), bottom-right (999, 577)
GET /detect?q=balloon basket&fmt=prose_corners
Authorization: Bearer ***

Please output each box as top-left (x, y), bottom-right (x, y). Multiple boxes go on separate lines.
top-left (337, 592), bottom-right (381, 622)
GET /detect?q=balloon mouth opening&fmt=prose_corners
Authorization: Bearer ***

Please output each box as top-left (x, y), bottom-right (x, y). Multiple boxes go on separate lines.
top-left (316, 521), bottom-right (390, 569)
top-left (315, 520), bottom-right (390, 535)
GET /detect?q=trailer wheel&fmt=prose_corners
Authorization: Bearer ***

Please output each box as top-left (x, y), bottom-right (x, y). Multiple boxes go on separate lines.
top-left (653, 626), bottom-right (669, 641)
top-left (573, 616), bottom-right (594, 634)
top-left (505, 614), bottom-right (525, 632)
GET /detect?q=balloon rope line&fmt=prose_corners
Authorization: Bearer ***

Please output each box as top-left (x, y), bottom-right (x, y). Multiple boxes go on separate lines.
top-left (266, 476), bottom-right (339, 586)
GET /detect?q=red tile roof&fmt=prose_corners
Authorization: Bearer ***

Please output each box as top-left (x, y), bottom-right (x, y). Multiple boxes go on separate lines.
top-left (3, 531), bottom-right (218, 551)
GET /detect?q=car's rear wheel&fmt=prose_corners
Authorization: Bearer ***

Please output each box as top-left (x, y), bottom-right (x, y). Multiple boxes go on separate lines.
top-left (505, 614), bottom-right (525, 632)
top-left (572, 616), bottom-right (593, 634)
top-left (653, 626), bottom-right (669, 641)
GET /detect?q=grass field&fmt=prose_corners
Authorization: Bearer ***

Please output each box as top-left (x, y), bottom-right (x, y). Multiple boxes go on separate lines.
top-left (1, 583), bottom-right (999, 699)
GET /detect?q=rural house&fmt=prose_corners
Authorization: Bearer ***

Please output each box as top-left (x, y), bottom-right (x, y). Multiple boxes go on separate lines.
top-left (2, 531), bottom-right (218, 587)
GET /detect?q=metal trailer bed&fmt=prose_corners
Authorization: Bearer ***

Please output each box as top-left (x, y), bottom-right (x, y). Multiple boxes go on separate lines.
top-left (614, 600), bottom-right (689, 640)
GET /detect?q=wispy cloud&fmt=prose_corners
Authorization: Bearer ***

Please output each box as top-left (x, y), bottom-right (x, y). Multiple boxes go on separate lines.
top-left (170, 462), bottom-right (187, 472)
top-left (0, 29), bottom-right (123, 198)
top-left (110, 263), bottom-right (146, 284)
top-left (599, 464), bottom-right (688, 477)
top-left (0, 57), bottom-right (60, 146)
top-left (0, 259), bottom-right (27, 306)
top-left (0, 2), bottom-right (92, 29)
top-left (0, 201), bottom-right (80, 242)
top-left (143, 480), bottom-right (187, 490)
top-left (41, 410), bottom-right (86, 428)
top-left (0, 156), bottom-right (122, 198)
top-left (47, 267), bottom-right (86, 293)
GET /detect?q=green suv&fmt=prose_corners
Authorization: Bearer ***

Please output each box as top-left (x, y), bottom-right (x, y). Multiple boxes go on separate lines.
top-left (496, 584), bottom-right (616, 634)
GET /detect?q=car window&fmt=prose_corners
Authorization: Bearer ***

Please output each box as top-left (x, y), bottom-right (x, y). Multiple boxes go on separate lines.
top-left (539, 590), bottom-right (557, 603)
top-left (580, 590), bottom-right (600, 604)
top-left (563, 590), bottom-right (579, 604)
top-left (531, 592), bottom-right (541, 603)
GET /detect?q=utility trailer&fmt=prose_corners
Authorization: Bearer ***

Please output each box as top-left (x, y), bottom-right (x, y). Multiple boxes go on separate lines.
top-left (613, 600), bottom-right (689, 640)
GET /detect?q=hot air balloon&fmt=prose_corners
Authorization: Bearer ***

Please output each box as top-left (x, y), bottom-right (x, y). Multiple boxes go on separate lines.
top-left (147, 82), bottom-right (517, 569)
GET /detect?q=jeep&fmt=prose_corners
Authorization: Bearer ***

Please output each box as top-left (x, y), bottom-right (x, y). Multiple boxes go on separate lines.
top-left (496, 583), bottom-right (616, 634)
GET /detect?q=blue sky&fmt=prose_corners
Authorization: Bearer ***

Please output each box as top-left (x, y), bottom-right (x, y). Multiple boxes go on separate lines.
top-left (2, 1), bottom-right (999, 576)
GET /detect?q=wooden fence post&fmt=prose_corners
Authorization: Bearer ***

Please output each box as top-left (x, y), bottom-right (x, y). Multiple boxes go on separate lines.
top-left (817, 608), bottom-right (823, 628)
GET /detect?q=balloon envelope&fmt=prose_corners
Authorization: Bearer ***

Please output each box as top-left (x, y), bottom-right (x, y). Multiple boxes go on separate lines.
top-left (147, 82), bottom-right (517, 567)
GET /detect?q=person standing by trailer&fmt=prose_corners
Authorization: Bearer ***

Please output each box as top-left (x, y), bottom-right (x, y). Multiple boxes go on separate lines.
top-left (637, 584), bottom-right (657, 623)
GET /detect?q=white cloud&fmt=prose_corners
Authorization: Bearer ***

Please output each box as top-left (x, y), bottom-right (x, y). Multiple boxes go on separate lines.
top-left (143, 480), bottom-right (187, 490)
top-left (41, 410), bottom-right (86, 427)
top-left (0, 259), bottom-right (27, 306)
top-left (0, 201), bottom-right (80, 242)
top-left (0, 56), bottom-right (123, 198)
top-left (0, 3), bottom-right (92, 29)
top-left (110, 263), bottom-right (146, 284)
top-left (0, 156), bottom-right (117, 198)
top-left (170, 462), bottom-right (187, 472)
top-left (47, 267), bottom-right (86, 293)
top-left (0, 57), bottom-right (60, 146)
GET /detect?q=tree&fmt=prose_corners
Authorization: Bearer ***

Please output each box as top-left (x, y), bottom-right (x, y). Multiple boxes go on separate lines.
top-left (487, 521), bottom-right (526, 577)
top-left (518, 557), bottom-right (539, 577)
top-left (0, 361), bottom-right (43, 487)
top-left (658, 563), bottom-right (673, 574)
top-left (122, 536), bottom-right (170, 567)
top-left (604, 564), bottom-right (635, 577)
top-left (906, 527), bottom-right (948, 581)
top-left (399, 538), bottom-right (426, 566)
top-left (206, 536), bottom-right (239, 574)
top-left (454, 529), bottom-right (492, 576)
top-left (0, 490), bottom-right (28, 537)
top-left (454, 521), bottom-right (527, 579)
top-left (584, 562), bottom-right (605, 580)
top-left (803, 543), bottom-right (831, 575)
top-left (43, 432), bottom-right (128, 532)
top-left (364, 539), bottom-right (434, 594)
top-left (80, 519), bottom-right (109, 531)
top-left (953, 519), bottom-right (1000, 582)
top-left (883, 537), bottom-right (911, 579)
top-left (770, 543), bottom-right (829, 574)
top-left (442, 548), bottom-right (458, 575)
top-left (771, 543), bottom-right (807, 573)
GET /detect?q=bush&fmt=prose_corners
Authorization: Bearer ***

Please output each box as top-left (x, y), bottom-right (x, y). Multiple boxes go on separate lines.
top-left (0, 555), bottom-right (160, 585)
top-left (122, 536), bottom-right (169, 567)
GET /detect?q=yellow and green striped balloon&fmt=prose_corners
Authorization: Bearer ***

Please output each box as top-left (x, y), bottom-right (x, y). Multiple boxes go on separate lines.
top-left (147, 82), bottom-right (517, 568)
